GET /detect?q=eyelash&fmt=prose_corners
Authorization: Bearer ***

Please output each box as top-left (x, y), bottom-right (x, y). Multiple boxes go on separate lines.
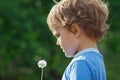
top-left (56, 34), bottom-right (60, 38)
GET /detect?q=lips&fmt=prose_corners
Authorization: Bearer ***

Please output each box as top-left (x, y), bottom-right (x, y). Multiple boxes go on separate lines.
top-left (60, 46), bottom-right (65, 52)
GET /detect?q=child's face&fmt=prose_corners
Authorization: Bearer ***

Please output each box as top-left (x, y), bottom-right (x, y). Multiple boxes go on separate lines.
top-left (49, 25), bottom-right (79, 57)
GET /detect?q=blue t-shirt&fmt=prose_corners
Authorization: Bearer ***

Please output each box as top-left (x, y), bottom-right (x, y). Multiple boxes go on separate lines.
top-left (62, 48), bottom-right (106, 80)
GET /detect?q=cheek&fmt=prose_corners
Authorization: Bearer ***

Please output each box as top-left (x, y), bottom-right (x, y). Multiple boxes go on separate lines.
top-left (66, 40), bottom-right (78, 54)
top-left (61, 36), bottom-right (79, 57)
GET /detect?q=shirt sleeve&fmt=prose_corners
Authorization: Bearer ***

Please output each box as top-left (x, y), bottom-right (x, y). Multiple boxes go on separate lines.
top-left (69, 60), bottom-right (93, 80)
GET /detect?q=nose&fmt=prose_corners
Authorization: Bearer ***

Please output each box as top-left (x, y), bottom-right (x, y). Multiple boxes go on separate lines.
top-left (56, 40), bottom-right (60, 46)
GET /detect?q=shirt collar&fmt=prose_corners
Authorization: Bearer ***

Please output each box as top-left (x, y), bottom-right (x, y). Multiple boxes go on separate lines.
top-left (74, 48), bottom-right (100, 58)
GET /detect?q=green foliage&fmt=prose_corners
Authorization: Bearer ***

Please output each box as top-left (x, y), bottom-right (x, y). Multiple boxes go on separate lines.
top-left (0, 0), bottom-right (120, 80)
top-left (98, 0), bottom-right (120, 79)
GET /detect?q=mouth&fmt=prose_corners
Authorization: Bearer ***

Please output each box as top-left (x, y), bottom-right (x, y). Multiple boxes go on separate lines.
top-left (60, 47), bottom-right (65, 52)
top-left (62, 49), bottom-right (66, 53)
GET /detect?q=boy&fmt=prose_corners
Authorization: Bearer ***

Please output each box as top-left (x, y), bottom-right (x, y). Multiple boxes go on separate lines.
top-left (47, 0), bottom-right (109, 80)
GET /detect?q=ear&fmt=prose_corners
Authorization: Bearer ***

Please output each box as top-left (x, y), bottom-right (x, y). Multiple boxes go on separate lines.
top-left (70, 23), bottom-right (81, 38)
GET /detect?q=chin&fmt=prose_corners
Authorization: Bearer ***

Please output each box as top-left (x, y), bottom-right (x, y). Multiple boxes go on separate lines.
top-left (64, 47), bottom-right (78, 57)
top-left (64, 52), bottom-right (74, 58)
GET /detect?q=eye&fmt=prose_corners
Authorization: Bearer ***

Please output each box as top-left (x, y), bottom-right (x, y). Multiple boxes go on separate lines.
top-left (56, 34), bottom-right (60, 38)
top-left (55, 33), bottom-right (60, 38)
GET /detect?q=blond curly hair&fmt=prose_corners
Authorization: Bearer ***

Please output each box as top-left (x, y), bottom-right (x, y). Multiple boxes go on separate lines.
top-left (47, 0), bottom-right (109, 41)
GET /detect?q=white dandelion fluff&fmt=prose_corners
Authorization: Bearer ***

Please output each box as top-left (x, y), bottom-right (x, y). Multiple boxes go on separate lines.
top-left (37, 60), bottom-right (47, 80)
top-left (38, 60), bottom-right (47, 68)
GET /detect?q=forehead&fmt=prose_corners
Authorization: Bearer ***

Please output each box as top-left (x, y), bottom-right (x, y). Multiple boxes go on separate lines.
top-left (49, 24), bottom-right (64, 34)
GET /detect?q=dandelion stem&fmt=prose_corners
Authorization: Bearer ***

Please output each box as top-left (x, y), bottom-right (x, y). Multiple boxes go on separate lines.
top-left (41, 68), bottom-right (44, 80)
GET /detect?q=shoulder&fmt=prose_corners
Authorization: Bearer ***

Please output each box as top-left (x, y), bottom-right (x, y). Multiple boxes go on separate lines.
top-left (67, 55), bottom-right (92, 73)
top-left (64, 58), bottom-right (94, 80)
top-left (69, 51), bottom-right (102, 71)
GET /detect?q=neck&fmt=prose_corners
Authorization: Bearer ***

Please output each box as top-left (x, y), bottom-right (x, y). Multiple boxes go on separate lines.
top-left (76, 37), bottom-right (97, 54)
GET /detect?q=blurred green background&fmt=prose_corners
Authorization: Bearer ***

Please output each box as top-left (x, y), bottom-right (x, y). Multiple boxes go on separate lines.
top-left (0, 0), bottom-right (120, 80)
